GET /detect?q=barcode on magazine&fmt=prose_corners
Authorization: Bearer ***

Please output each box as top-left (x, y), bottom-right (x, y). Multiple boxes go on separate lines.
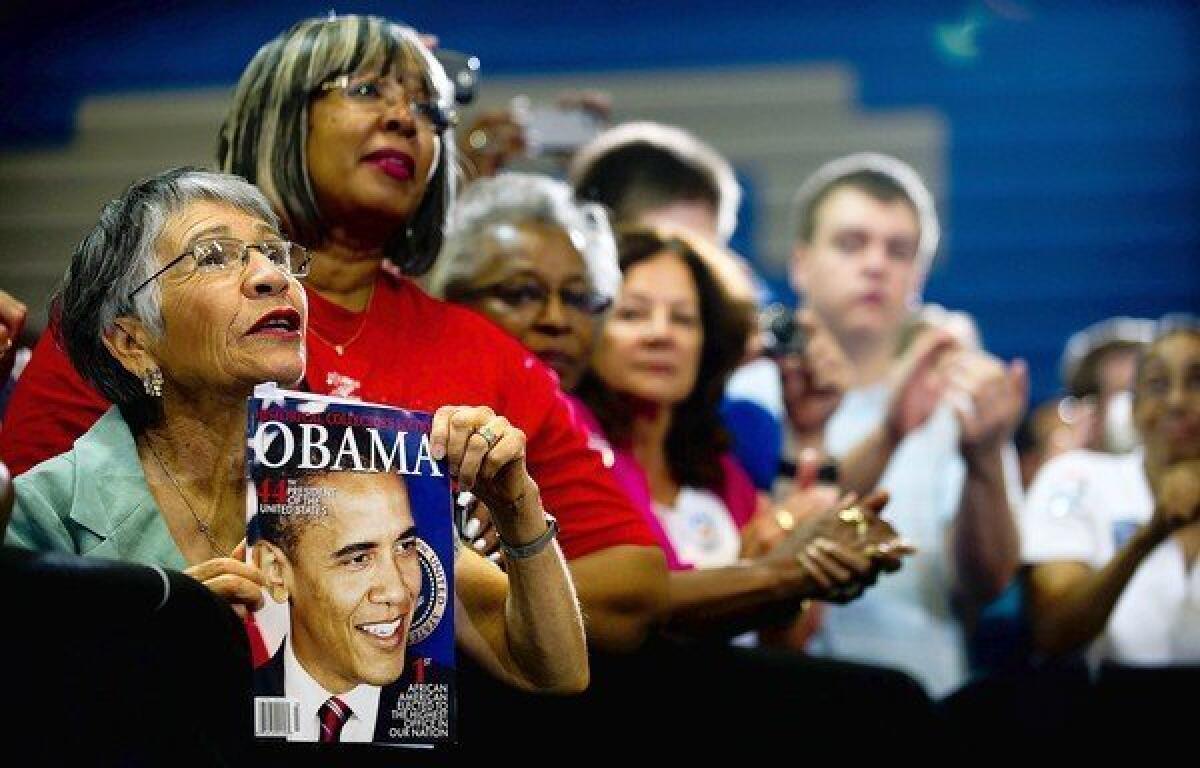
top-left (255, 698), bottom-right (300, 737)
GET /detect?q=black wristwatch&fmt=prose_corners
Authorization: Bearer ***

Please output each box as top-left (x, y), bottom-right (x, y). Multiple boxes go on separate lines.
top-left (497, 514), bottom-right (559, 560)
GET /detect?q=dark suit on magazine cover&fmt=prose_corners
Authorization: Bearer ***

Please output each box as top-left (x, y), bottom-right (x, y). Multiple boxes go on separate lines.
top-left (254, 642), bottom-right (452, 743)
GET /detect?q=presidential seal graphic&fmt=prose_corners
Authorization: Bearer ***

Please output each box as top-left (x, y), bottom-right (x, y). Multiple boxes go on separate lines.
top-left (408, 537), bottom-right (449, 645)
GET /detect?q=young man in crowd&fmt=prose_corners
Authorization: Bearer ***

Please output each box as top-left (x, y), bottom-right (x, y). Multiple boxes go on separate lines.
top-left (788, 153), bottom-right (1026, 696)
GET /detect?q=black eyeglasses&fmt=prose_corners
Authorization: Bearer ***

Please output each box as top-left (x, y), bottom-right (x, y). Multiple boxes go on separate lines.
top-left (461, 278), bottom-right (612, 318)
top-left (129, 238), bottom-right (310, 299)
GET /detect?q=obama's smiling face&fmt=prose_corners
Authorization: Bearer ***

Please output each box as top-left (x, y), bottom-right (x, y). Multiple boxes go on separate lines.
top-left (276, 471), bottom-right (420, 694)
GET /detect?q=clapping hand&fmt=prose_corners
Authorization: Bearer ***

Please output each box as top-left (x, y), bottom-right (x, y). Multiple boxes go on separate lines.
top-left (1150, 459), bottom-right (1200, 535)
top-left (884, 328), bottom-right (959, 441)
top-left (766, 491), bottom-right (915, 603)
top-left (948, 350), bottom-right (1029, 459)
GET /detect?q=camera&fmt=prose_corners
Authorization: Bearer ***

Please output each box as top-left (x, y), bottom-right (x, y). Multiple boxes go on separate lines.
top-left (759, 303), bottom-right (807, 358)
top-left (433, 49), bottom-right (480, 106)
top-left (512, 96), bottom-right (604, 157)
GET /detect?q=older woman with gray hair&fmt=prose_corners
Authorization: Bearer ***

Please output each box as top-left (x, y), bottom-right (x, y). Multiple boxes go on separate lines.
top-left (6, 167), bottom-right (589, 698)
top-left (429, 172), bottom-right (618, 392)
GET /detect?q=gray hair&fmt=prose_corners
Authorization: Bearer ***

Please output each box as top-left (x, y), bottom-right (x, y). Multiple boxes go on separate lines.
top-left (55, 167), bottom-right (279, 417)
top-left (429, 172), bottom-right (619, 303)
top-left (791, 152), bottom-right (941, 276)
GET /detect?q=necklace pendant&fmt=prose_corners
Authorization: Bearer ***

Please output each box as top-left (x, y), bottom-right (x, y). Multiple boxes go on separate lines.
top-left (335, 344), bottom-right (345, 356)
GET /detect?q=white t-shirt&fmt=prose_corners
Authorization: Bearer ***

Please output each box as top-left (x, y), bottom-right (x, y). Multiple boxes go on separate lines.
top-left (811, 383), bottom-right (1022, 697)
top-left (654, 486), bottom-right (742, 569)
top-left (1021, 449), bottom-right (1200, 666)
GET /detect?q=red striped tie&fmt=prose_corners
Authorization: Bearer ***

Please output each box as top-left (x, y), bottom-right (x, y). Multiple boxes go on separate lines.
top-left (318, 696), bottom-right (352, 743)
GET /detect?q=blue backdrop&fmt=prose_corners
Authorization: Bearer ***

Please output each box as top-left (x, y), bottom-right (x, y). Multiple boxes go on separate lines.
top-left (2, 0), bottom-right (1197, 403)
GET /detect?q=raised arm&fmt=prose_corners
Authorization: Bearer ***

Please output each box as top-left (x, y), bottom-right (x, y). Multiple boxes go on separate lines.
top-left (948, 353), bottom-right (1026, 603)
top-left (433, 405), bottom-right (588, 693)
top-left (837, 330), bottom-right (959, 497)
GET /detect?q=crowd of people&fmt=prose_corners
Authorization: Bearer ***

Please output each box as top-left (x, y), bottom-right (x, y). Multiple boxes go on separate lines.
top-left (0, 12), bottom-right (1196, 761)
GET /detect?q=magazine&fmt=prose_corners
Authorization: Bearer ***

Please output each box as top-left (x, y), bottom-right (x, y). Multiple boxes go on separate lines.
top-left (245, 384), bottom-right (455, 747)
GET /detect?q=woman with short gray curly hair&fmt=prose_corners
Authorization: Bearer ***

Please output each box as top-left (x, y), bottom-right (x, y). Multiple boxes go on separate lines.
top-left (429, 172), bottom-right (618, 391)
top-left (57, 168), bottom-right (280, 427)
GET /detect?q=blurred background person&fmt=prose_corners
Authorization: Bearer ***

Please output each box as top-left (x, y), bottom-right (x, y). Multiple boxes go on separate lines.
top-left (1023, 318), bottom-right (1200, 665)
top-left (1017, 317), bottom-right (1155, 490)
top-left (570, 121), bottom-right (741, 247)
top-left (434, 177), bottom-right (908, 605)
top-left (788, 152), bottom-right (1026, 697)
top-left (1060, 316), bottom-right (1157, 456)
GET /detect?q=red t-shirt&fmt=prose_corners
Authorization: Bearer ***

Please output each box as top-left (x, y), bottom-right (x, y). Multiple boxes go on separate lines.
top-left (0, 274), bottom-right (656, 560)
top-left (0, 329), bottom-right (108, 477)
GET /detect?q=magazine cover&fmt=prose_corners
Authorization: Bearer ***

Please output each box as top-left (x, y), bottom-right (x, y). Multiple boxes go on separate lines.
top-left (245, 384), bottom-right (455, 747)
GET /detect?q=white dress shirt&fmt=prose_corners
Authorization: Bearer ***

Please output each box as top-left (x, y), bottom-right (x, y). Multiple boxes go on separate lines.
top-left (284, 637), bottom-right (382, 743)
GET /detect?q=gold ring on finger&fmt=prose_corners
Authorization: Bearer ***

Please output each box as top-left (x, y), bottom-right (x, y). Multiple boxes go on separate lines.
top-left (838, 506), bottom-right (869, 540)
top-left (477, 424), bottom-right (500, 449)
top-left (774, 507), bottom-right (796, 532)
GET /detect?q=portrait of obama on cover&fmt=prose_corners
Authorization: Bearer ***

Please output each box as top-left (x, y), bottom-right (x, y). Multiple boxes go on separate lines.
top-left (250, 466), bottom-right (449, 744)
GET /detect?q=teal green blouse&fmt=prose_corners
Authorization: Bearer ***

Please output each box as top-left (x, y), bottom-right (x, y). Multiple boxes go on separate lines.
top-left (8, 407), bottom-right (189, 571)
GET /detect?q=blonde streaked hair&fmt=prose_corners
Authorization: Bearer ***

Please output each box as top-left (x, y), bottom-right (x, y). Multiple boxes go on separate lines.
top-left (217, 14), bottom-right (456, 275)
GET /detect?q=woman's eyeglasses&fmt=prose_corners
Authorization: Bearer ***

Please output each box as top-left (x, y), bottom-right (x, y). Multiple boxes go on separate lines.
top-left (128, 238), bottom-right (310, 299)
top-left (319, 73), bottom-right (457, 132)
top-left (462, 279), bottom-right (612, 318)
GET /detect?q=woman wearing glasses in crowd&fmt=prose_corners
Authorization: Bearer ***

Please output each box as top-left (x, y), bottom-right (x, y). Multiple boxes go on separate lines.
top-left (0, 15), bottom-right (667, 657)
top-left (5, 168), bottom-right (589, 698)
